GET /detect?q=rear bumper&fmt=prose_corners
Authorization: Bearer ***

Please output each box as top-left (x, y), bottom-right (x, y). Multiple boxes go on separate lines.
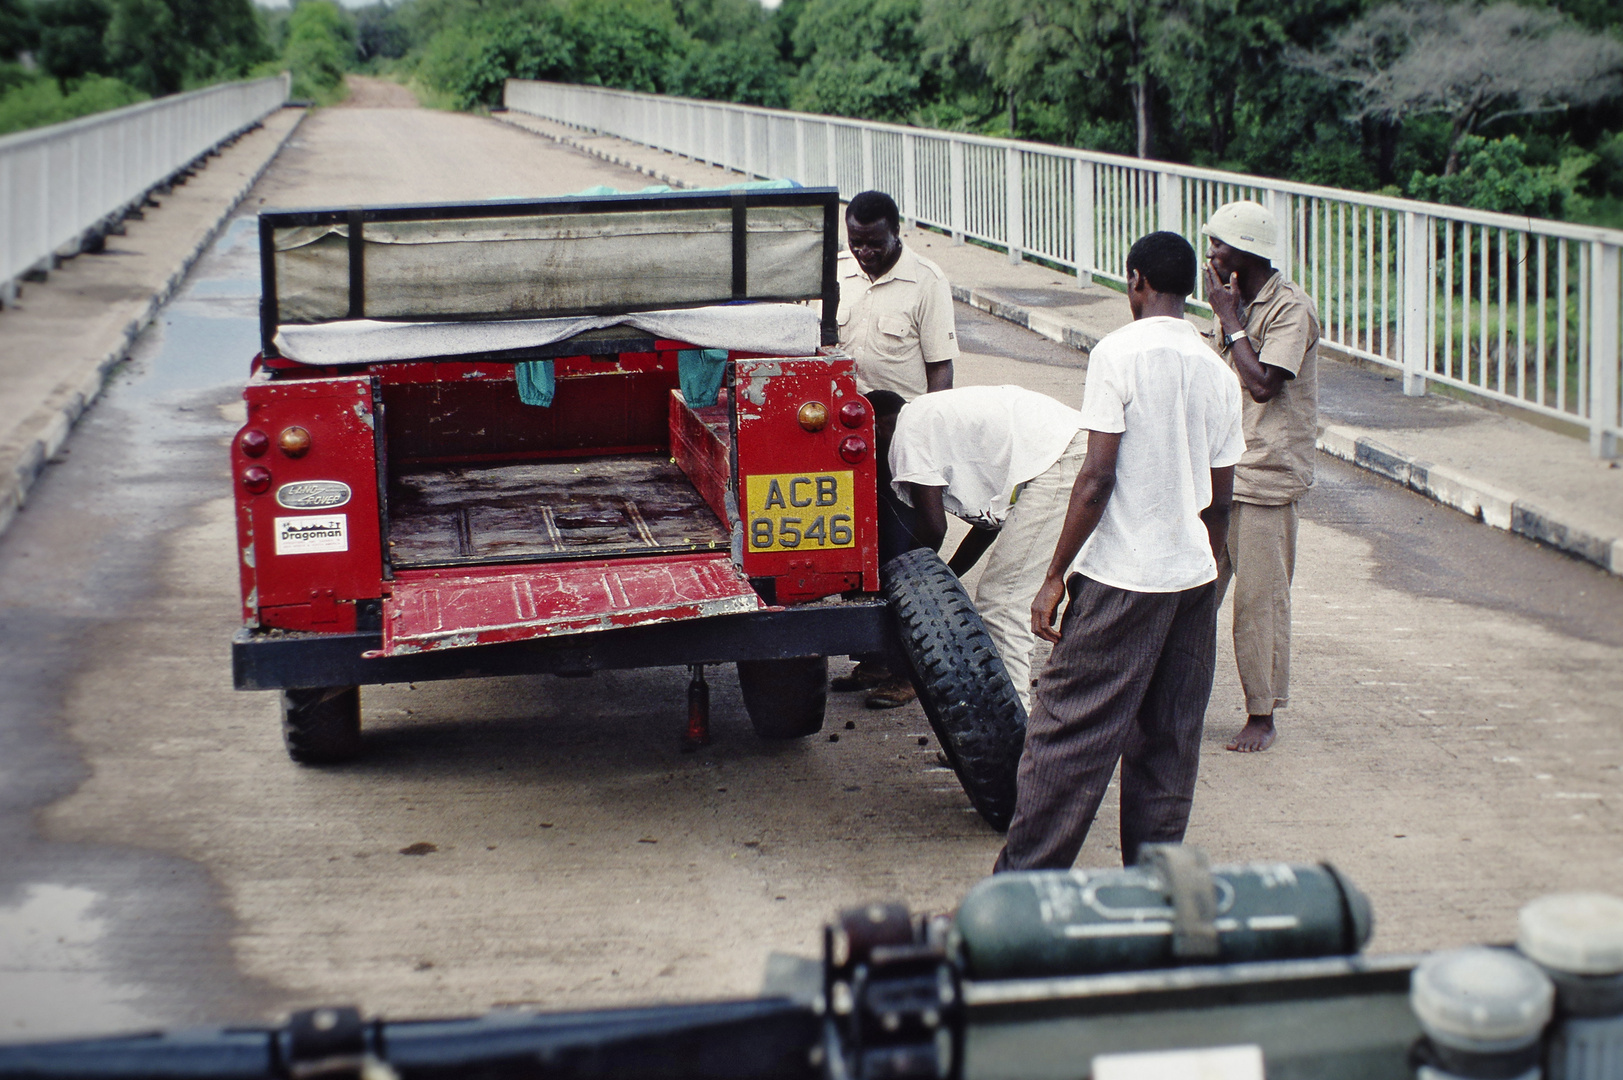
top-left (233, 600), bottom-right (891, 690)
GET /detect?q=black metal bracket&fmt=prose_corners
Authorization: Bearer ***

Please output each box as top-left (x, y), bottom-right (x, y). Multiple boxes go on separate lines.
top-left (823, 904), bottom-right (962, 1080)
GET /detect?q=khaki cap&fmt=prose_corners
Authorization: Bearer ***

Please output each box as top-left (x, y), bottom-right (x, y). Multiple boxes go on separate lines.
top-left (1202, 200), bottom-right (1277, 261)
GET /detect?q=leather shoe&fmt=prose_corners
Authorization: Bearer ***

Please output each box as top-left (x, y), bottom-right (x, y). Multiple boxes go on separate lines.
top-left (865, 677), bottom-right (918, 709)
top-left (832, 660), bottom-right (889, 692)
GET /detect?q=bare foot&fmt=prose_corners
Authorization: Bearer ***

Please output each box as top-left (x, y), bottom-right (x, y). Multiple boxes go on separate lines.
top-left (1226, 715), bottom-right (1276, 753)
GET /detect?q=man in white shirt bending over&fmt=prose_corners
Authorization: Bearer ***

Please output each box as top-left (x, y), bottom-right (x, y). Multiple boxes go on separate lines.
top-left (873, 386), bottom-right (1087, 714)
top-left (995, 231), bottom-right (1245, 871)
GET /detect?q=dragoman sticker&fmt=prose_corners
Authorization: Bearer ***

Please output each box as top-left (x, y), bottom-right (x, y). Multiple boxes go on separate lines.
top-left (275, 515), bottom-right (348, 555)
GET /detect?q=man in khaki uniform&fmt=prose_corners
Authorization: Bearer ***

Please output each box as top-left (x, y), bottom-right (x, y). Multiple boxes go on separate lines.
top-left (1201, 201), bottom-right (1319, 754)
top-left (837, 190), bottom-right (957, 400)
top-left (833, 190), bottom-right (957, 706)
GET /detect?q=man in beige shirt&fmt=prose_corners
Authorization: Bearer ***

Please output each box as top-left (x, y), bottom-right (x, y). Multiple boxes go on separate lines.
top-left (1201, 201), bottom-right (1320, 754)
top-left (832, 190), bottom-right (956, 707)
top-left (837, 190), bottom-right (957, 400)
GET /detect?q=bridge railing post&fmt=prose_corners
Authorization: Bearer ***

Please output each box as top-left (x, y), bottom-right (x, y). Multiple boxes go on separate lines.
top-left (902, 132), bottom-right (917, 229)
top-left (1006, 146), bottom-right (1022, 265)
top-left (1401, 210), bottom-right (1432, 397)
top-left (1073, 157), bottom-right (1094, 284)
top-left (948, 139), bottom-right (965, 245)
top-left (1266, 189), bottom-right (1294, 283)
top-left (1592, 241), bottom-right (1621, 458)
top-left (1156, 169), bottom-right (1182, 239)
top-left (860, 126), bottom-right (874, 194)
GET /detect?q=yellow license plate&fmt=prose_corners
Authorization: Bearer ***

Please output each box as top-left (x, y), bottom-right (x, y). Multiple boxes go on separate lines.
top-left (744, 471), bottom-right (856, 552)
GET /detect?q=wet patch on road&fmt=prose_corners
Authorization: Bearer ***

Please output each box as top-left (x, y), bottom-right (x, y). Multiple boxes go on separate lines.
top-left (1303, 454), bottom-right (1623, 649)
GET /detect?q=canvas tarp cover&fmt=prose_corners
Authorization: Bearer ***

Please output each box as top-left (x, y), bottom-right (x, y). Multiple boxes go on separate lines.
top-left (272, 303), bottom-right (822, 365)
top-left (272, 206), bottom-right (825, 324)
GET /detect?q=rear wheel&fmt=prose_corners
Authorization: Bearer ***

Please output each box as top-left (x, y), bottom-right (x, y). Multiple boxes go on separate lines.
top-left (737, 657), bottom-right (828, 739)
top-left (281, 686), bottom-right (362, 764)
top-left (883, 549), bottom-right (1026, 832)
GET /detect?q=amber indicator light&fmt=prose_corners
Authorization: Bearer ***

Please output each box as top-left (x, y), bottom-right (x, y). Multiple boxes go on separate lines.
top-left (239, 429), bottom-right (269, 457)
top-left (798, 401), bottom-right (829, 432)
top-left (242, 466), bottom-right (272, 494)
top-left (278, 426), bottom-right (312, 458)
top-left (838, 400), bottom-right (868, 428)
top-left (838, 436), bottom-right (869, 463)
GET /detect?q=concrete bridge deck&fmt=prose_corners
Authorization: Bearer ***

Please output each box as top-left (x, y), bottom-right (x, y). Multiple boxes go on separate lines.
top-left (0, 79), bottom-right (1619, 1036)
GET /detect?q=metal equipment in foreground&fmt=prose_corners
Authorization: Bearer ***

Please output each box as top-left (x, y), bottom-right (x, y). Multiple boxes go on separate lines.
top-left (4, 850), bottom-right (1618, 1080)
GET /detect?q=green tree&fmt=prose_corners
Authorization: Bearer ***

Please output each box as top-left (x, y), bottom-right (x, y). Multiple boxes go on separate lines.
top-left (35, 0), bottom-right (111, 88)
top-left (419, 2), bottom-right (574, 108)
top-left (171, 0), bottom-right (270, 82)
top-left (105, 0), bottom-right (181, 94)
top-left (105, 0), bottom-right (268, 95)
top-left (0, 0), bottom-right (38, 61)
top-left (567, 0), bottom-right (685, 92)
top-left (354, 3), bottom-right (410, 62)
top-left (283, 0), bottom-right (354, 101)
top-left (1292, 1), bottom-right (1623, 176)
top-left (669, 0), bottom-right (789, 104)
top-left (1409, 133), bottom-right (1591, 216)
top-left (790, 0), bottom-right (928, 121)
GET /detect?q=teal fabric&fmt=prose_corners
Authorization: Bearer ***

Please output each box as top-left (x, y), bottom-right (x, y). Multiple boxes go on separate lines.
top-left (514, 359), bottom-right (555, 407)
top-left (678, 348), bottom-right (729, 408)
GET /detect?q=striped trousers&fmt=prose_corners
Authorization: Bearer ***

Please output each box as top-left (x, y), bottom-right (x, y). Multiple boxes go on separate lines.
top-left (995, 575), bottom-right (1219, 871)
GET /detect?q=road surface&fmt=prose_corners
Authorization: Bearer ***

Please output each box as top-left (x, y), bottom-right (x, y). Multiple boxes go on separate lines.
top-left (1, 80), bottom-right (1620, 1038)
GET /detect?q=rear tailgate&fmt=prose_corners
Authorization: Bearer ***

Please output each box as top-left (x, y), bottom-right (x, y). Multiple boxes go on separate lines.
top-left (383, 553), bottom-right (765, 655)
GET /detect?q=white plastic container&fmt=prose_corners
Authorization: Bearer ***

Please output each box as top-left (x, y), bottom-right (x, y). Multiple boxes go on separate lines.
top-left (1518, 893), bottom-right (1623, 1080)
top-left (1410, 947), bottom-right (1554, 1080)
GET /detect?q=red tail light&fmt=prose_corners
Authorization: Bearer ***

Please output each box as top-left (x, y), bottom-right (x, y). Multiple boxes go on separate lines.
top-left (242, 466), bottom-right (272, 494)
top-left (839, 436), bottom-right (869, 464)
top-left (240, 429), bottom-right (269, 457)
top-left (839, 400), bottom-right (868, 428)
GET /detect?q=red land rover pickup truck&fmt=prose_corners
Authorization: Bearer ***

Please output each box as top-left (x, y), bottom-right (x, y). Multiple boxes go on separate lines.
top-left (230, 188), bottom-right (1023, 828)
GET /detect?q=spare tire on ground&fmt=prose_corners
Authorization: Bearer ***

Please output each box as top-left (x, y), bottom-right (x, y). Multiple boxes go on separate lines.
top-left (882, 549), bottom-right (1027, 832)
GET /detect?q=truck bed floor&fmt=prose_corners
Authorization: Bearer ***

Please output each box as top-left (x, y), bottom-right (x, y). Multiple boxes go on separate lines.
top-left (388, 455), bottom-right (729, 570)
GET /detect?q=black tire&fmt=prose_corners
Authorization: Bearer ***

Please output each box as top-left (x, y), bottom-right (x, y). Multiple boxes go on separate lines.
top-left (281, 686), bottom-right (362, 764)
top-left (737, 657), bottom-right (828, 739)
top-left (883, 549), bottom-right (1026, 832)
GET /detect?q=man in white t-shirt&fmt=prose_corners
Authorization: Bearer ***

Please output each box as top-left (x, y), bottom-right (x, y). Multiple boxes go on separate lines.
top-left (994, 231), bottom-right (1245, 871)
top-left (876, 386), bottom-right (1087, 713)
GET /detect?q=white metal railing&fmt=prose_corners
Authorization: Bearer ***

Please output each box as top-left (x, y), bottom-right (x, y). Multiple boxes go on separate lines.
top-left (506, 79), bottom-right (1623, 458)
top-left (0, 73), bottom-right (290, 292)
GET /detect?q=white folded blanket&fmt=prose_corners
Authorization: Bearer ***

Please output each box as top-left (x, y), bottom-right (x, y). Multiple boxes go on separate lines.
top-left (273, 303), bottom-right (821, 366)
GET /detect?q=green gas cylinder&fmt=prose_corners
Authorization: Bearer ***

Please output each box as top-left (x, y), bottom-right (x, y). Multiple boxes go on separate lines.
top-left (951, 846), bottom-right (1373, 980)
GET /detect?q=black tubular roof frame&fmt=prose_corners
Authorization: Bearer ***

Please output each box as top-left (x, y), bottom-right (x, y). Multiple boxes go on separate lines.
top-left (257, 187), bottom-right (843, 356)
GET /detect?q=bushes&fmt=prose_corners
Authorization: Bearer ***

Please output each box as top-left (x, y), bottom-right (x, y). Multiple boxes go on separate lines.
top-left (283, 1), bottom-right (353, 103)
top-left (0, 71), bottom-right (145, 135)
top-left (417, 0), bottom-right (687, 109)
top-left (0, 0), bottom-right (270, 135)
top-left (1408, 136), bottom-right (1591, 219)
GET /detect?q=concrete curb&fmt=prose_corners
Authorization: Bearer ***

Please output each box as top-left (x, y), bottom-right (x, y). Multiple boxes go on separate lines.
top-left (1316, 425), bottom-right (1622, 577)
top-left (949, 284), bottom-right (1104, 354)
top-left (481, 116), bottom-right (1623, 580)
top-left (0, 108), bottom-right (308, 542)
top-left (495, 114), bottom-right (701, 191)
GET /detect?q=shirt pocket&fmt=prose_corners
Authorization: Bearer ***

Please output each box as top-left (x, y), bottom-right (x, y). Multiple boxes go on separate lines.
top-left (873, 313), bottom-right (916, 358)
